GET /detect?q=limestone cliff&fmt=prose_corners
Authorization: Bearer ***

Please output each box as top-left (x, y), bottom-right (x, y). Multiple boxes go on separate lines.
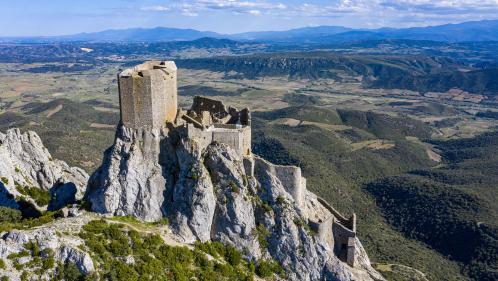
top-left (86, 124), bottom-right (385, 281)
top-left (0, 128), bottom-right (89, 211)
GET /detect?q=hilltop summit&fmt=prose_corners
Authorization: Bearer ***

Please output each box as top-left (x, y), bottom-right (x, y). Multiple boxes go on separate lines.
top-left (83, 61), bottom-right (384, 280)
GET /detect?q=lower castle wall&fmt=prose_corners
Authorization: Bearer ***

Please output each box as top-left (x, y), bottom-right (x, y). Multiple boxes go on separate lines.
top-left (332, 219), bottom-right (357, 267)
top-left (309, 217), bottom-right (334, 248)
top-left (254, 157), bottom-right (306, 206)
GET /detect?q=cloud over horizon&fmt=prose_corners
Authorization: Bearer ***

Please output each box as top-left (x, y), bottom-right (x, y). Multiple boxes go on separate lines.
top-left (138, 0), bottom-right (498, 26)
top-left (1, 0), bottom-right (498, 36)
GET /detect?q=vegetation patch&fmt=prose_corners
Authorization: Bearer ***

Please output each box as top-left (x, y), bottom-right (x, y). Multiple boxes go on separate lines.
top-left (15, 183), bottom-right (51, 206)
top-left (79, 219), bottom-right (283, 281)
top-left (0, 209), bottom-right (57, 232)
top-left (254, 224), bottom-right (270, 250)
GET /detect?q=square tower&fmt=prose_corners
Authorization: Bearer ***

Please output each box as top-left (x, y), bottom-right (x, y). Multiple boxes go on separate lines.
top-left (118, 61), bottom-right (177, 129)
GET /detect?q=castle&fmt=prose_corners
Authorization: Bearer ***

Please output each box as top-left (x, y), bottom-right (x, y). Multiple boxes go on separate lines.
top-left (118, 61), bottom-right (358, 267)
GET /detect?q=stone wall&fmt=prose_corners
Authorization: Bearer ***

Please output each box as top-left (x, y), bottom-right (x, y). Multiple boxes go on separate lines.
top-left (253, 157), bottom-right (307, 207)
top-left (191, 96), bottom-right (229, 120)
top-left (118, 61), bottom-right (177, 129)
top-left (332, 218), bottom-right (357, 267)
top-left (190, 96), bottom-right (251, 126)
top-left (186, 124), bottom-right (251, 157)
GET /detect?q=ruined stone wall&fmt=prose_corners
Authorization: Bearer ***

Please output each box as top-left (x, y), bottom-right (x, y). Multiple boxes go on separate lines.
top-left (254, 157), bottom-right (306, 206)
top-left (186, 124), bottom-right (251, 157)
top-left (190, 96), bottom-right (251, 126)
top-left (118, 61), bottom-right (177, 129)
top-left (191, 96), bottom-right (229, 119)
top-left (240, 126), bottom-right (252, 156)
top-left (309, 217), bottom-right (334, 248)
top-left (332, 219), bottom-right (357, 267)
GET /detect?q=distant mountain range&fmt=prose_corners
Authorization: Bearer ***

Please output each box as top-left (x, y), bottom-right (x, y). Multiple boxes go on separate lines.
top-left (2, 20), bottom-right (498, 44)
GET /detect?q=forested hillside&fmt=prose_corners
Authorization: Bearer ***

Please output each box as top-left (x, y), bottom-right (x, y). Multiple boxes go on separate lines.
top-left (367, 132), bottom-right (498, 281)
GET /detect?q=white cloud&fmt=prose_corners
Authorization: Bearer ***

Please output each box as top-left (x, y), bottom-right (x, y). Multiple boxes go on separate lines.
top-left (247, 9), bottom-right (262, 15)
top-left (140, 5), bottom-right (170, 12)
top-left (138, 0), bottom-right (498, 26)
top-left (140, 0), bottom-right (286, 16)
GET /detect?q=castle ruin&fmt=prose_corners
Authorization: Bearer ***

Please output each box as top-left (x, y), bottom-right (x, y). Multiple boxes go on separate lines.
top-left (117, 60), bottom-right (358, 267)
top-left (118, 61), bottom-right (177, 129)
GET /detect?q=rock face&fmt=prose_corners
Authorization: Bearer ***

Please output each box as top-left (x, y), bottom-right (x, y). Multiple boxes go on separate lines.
top-left (0, 129), bottom-right (89, 211)
top-left (0, 215), bottom-right (96, 280)
top-left (86, 124), bottom-right (385, 281)
top-left (86, 126), bottom-right (172, 221)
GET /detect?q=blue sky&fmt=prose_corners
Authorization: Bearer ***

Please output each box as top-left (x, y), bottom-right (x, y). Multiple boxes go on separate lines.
top-left (1, 0), bottom-right (498, 36)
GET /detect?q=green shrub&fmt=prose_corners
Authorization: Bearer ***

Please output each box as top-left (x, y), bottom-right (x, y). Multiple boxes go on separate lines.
top-left (260, 202), bottom-right (272, 213)
top-left (255, 224), bottom-right (270, 250)
top-left (225, 245), bottom-right (242, 267)
top-left (0, 259), bottom-right (5, 269)
top-left (24, 241), bottom-right (40, 257)
top-left (42, 256), bottom-right (55, 270)
top-left (16, 184), bottom-right (50, 206)
top-left (7, 250), bottom-right (29, 259)
top-left (55, 262), bottom-right (84, 281)
top-left (0, 177), bottom-right (8, 185)
top-left (105, 261), bottom-right (138, 281)
top-left (229, 181), bottom-right (240, 194)
top-left (256, 259), bottom-right (284, 278)
top-left (0, 211), bottom-right (58, 232)
top-left (20, 271), bottom-right (29, 281)
top-left (276, 196), bottom-right (285, 205)
top-left (1, 276), bottom-right (9, 281)
top-left (0, 207), bottom-right (21, 223)
top-left (80, 220), bottom-right (259, 281)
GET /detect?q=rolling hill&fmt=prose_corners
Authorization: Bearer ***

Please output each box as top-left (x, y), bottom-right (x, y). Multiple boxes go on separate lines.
top-left (178, 52), bottom-right (498, 97)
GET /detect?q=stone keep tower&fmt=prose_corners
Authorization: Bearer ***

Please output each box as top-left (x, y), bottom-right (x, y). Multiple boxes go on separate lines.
top-left (118, 61), bottom-right (177, 128)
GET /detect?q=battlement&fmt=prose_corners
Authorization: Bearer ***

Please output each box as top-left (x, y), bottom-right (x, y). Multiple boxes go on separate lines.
top-left (118, 61), bottom-right (177, 129)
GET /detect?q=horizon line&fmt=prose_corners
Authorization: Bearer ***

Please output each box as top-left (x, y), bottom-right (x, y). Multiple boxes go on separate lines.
top-left (1, 18), bottom-right (497, 38)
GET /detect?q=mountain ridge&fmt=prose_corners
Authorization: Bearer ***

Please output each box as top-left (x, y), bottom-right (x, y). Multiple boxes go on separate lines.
top-left (2, 19), bottom-right (498, 43)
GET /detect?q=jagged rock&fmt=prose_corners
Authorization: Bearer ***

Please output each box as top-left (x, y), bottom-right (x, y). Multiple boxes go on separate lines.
top-left (86, 126), bottom-right (169, 222)
top-left (0, 215), bottom-right (96, 280)
top-left (0, 129), bottom-right (89, 211)
top-left (57, 246), bottom-right (94, 274)
top-left (86, 124), bottom-right (385, 281)
top-left (169, 138), bottom-right (216, 243)
top-left (204, 143), bottom-right (261, 259)
top-left (68, 205), bottom-right (80, 217)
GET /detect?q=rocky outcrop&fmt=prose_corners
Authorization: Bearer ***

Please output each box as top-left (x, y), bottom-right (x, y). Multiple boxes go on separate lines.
top-left (86, 126), bottom-right (172, 221)
top-left (0, 215), bottom-right (95, 280)
top-left (0, 129), bottom-right (89, 211)
top-left (86, 124), bottom-right (385, 281)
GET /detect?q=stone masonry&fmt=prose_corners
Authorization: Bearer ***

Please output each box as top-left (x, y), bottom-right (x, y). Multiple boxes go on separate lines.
top-left (118, 61), bottom-right (177, 128)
